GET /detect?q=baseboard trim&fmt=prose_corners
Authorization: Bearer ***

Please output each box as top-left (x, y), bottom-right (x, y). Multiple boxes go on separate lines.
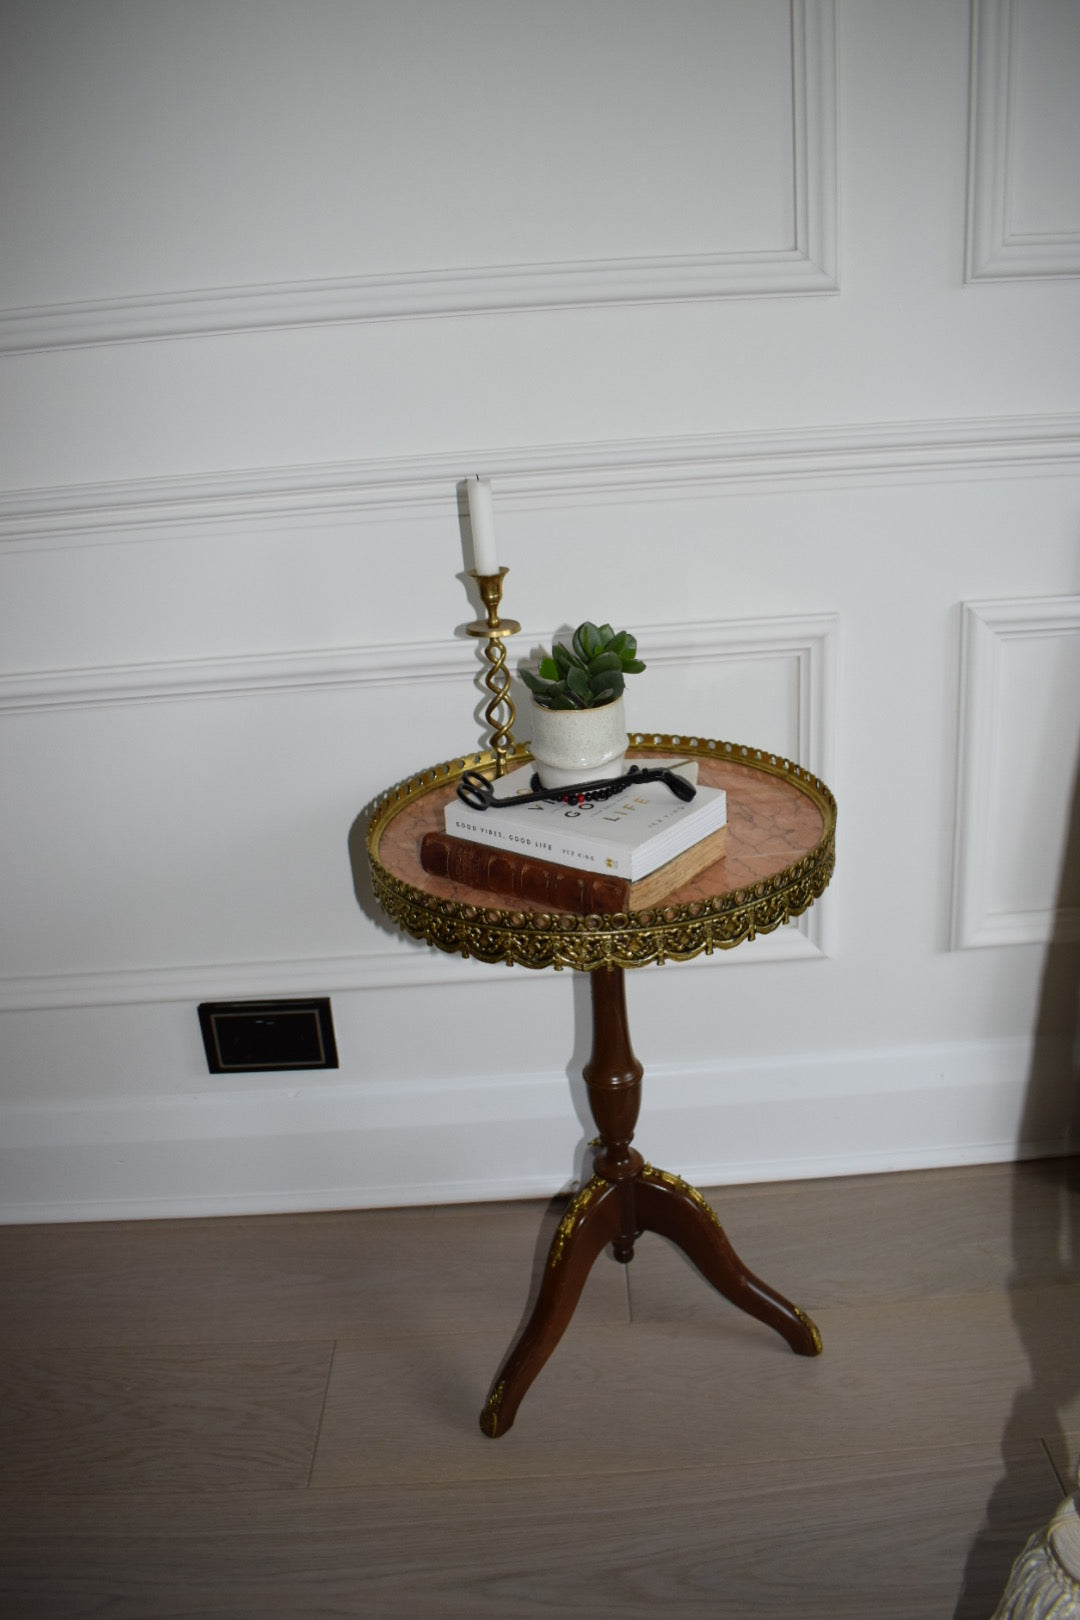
top-left (2, 1036), bottom-right (1073, 1224)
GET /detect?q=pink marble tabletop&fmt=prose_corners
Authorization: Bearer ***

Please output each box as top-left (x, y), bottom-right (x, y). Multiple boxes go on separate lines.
top-left (376, 749), bottom-right (826, 917)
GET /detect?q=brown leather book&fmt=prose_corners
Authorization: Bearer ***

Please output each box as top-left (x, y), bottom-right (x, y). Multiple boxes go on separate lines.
top-left (420, 824), bottom-right (727, 914)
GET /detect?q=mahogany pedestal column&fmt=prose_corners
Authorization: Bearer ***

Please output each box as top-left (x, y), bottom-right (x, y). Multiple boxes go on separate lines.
top-left (479, 965), bottom-right (821, 1438)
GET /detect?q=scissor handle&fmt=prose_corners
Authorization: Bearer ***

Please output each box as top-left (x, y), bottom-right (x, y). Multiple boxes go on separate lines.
top-left (655, 767), bottom-right (696, 802)
top-left (456, 769), bottom-right (497, 810)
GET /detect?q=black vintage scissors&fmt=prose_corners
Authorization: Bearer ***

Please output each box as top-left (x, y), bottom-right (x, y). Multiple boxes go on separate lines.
top-left (456, 762), bottom-right (697, 812)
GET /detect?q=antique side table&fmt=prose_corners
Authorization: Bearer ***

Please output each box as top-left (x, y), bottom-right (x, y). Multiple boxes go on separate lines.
top-left (366, 733), bottom-right (837, 1437)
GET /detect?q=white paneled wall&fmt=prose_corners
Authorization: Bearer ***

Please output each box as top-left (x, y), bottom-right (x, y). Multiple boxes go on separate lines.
top-left (1, 0), bottom-right (1079, 1221)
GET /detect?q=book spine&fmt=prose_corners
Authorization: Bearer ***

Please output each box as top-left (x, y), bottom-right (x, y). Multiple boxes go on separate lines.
top-left (420, 833), bottom-right (630, 914)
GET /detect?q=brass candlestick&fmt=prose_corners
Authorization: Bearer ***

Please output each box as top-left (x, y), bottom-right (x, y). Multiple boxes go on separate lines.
top-left (465, 568), bottom-right (521, 777)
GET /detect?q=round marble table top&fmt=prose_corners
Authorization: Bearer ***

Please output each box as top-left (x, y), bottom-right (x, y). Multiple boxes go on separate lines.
top-left (367, 734), bottom-right (836, 972)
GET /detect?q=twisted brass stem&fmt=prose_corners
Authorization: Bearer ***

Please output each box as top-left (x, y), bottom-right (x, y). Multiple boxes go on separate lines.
top-left (466, 569), bottom-right (521, 778)
top-left (481, 635), bottom-right (516, 775)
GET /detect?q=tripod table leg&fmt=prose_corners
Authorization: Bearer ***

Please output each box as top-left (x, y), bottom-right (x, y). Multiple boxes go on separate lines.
top-left (479, 1174), bottom-right (623, 1437)
top-left (634, 1165), bottom-right (822, 1357)
top-left (478, 965), bottom-right (820, 1437)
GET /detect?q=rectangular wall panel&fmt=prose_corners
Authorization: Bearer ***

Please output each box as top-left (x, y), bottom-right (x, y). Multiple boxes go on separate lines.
top-left (0, 0), bottom-right (837, 351)
top-left (952, 597), bottom-right (1080, 948)
top-left (966, 0), bottom-right (1080, 279)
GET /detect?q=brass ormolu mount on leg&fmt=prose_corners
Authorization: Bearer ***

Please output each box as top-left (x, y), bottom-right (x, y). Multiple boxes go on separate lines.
top-left (465, 569), bottom-right (520, 779)
top-left (479, 966), bottom-right (822, 1438)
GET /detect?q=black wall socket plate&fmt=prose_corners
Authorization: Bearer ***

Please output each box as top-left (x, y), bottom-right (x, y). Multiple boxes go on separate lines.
top-left (198, 998), bottom-right (339, 1074)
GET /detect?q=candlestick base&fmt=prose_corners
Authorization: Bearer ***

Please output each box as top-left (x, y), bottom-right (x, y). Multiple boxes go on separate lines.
top-left (465, 569), bottom-right (520, 777)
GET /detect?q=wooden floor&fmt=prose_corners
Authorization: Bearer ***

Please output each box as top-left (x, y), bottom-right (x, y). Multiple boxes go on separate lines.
top-left (2, 1158), bottom-right (1079, 1618)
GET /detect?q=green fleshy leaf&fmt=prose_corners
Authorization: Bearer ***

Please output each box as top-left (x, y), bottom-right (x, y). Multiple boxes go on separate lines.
top-left (621, 658), bottom-right (646, 674)
top-left (573, 621), bottom-right (602, 662)
top-left (567, 664), bottom-right (591, 701)
top-left (537, 655), bottom-right (560, 681)
top-left (520, 669), bottom-right (555, 696)
top-left (589, 672), bottom-right (624, 702)
top-left (587, 650), bottom-right (622, 677)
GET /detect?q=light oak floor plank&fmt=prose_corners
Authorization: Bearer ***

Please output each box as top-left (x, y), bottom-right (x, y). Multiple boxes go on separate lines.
top-left (312, 1285), bottom-right (1080, 1486)
top-left (0, 1198), bottom-right (629, 1350)
top-left (0, 1342), bottom-right (333, 1494)
top-left (1042, 1428), bottom-right (1080, 1494)
top-left (0, 1448), bottom-right (1063, 1619)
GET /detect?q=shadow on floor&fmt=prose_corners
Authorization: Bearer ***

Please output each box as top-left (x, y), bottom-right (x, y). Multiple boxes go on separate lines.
top-left (954, 755), bottom-right (1080, 1618)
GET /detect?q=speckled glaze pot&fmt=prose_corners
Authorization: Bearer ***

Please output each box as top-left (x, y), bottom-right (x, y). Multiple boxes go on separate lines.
top-left (527, 694), bottom-right (628, 789)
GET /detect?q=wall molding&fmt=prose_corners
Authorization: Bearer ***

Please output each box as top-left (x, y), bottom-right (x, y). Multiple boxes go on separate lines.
top-left (951, 595), bottom-right (1080, 949)
top-left (0, 925), bottom-right (825, 1016)
top-left (966, 0), bottom-right (1080, 281)
top-left (0, 612), bottom-right (838, 1010)
top-left (0, 639), bottom-right (474, 715)
top-left (1, 1033), bottom-right (1072, 1223)
top-left (0, 2), bottom-right (837, 355)
top-left (4, 412), bottom-right (1080, 555)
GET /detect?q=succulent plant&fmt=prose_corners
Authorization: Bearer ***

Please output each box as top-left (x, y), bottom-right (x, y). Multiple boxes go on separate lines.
top-left (520, 621), bottom-right (646, 710)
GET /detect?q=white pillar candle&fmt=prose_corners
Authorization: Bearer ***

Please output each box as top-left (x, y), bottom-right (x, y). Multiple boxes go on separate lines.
top-left (466, 475), bottom-right (499, 575)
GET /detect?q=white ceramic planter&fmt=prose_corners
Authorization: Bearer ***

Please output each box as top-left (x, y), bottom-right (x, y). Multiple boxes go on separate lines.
top-left (528, 694), bottom-right (629, 789)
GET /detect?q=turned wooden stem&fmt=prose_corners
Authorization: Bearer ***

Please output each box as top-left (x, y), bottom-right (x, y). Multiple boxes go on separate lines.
top-left (583, 967), bottom-right (644, 1259)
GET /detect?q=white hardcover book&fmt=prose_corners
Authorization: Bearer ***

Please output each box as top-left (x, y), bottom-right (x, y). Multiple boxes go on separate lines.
top-left (444, 761), bottom-right (726, 880)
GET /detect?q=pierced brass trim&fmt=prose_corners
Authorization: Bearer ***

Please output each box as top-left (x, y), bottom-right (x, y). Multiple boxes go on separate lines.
top-left (366, 734), bottom-right (836, 973)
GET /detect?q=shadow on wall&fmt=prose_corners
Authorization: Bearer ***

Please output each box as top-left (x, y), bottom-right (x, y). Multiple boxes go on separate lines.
top-left (347, 802), bottom-right (400, 944)
top-left (954, 752), bottom-right (1080, 1618)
